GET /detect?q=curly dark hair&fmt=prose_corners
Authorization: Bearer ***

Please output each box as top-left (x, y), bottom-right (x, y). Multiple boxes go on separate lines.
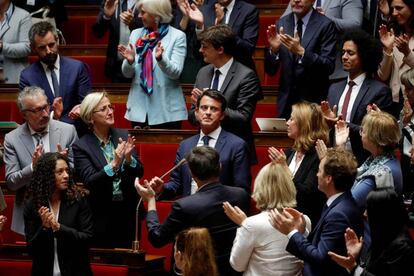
top-left (25, 153), bottom-right (80, 211)
top-left (342, 28), bottom-right (383, 77)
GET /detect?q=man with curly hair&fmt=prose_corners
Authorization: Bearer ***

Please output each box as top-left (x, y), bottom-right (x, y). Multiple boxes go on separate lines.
top-left (322, 28), bottom-right (393, 165)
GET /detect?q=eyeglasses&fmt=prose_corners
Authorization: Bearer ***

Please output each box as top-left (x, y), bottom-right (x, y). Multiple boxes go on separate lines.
top-left (93, 104), bottom-right (115, 114)
top-left (22, 104), bottom-right (50, 114)
top-left (199, 105), bottom-right (221, 113)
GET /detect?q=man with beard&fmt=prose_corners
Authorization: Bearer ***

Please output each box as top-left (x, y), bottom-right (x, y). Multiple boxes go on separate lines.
top-left (19, 21), bottom-right (91, 136)
top-left (4, 86), bottom-right (78, 235)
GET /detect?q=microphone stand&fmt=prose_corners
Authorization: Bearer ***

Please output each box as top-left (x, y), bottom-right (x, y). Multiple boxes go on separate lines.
top-left (131, 158), bottom-right (187, 252)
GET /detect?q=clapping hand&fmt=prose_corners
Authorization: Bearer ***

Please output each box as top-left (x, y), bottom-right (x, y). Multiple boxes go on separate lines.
top-left (379, 24), bottom-right (395, 54)
top-left (267, 24), bottom-right (281, 53)
top-left (279, 27), bottom-right (304, 56)
top-left (321, 101), bottom-right (339, 128)
top-left (223, 201), bottom-right (246, 226)
top-left (315, 139), bottom-right (328, 160)
top-left (335, 120), bottom-right (349, 148)
top-left (134, 178), bottom-right (156, 201)
top-left (118, 43), bottom-right (136, 64)
top-left (328, 227), bottom-right (363, 271)
top-left (155, 42), bottom-right (164, 61)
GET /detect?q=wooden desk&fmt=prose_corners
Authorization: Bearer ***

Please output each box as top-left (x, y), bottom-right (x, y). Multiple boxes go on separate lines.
top-left (129, 129), bottom-right (293, 147)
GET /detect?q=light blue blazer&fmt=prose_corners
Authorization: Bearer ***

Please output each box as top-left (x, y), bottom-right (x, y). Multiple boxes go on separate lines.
top-left (122, 26), bottom-right (187, 125)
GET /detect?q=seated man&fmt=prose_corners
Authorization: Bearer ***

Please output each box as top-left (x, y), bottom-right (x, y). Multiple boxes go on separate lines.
top-left (136, 146), bottom-right (250, 276)
top-left (152, 89), bottom-right (251, 199)
top-left (270, 148), bottom-right (364, 276)
top-left (4, 86), bottom-right (78, 235)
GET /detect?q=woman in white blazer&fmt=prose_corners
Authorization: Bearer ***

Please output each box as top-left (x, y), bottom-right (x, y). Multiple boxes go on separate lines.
top-left (224, 162), bottom-right (312, 276)
top-left (118, 0), bottom-right (187, 129)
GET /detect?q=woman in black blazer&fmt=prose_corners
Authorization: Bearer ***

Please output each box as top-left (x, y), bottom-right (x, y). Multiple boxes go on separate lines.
top-left (24, 152), bottom-right (93, 276)
top-left (269, 102), bottom-right (329, 225)
top-left (73, 91), bottom-right (144, 249)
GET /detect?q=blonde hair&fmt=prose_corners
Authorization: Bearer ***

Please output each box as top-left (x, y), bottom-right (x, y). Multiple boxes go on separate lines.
top-left (291, 102), bottom-right (329, 152)
top-left (361, 111), bottom-right (400, 152)
top-left (175, 228), bottom-right (218, 276)
top-left (137, 0), bottom-right (173, 23)
top-left (79, 91), bottom-right (108, 125)
top-left (253, 162), bottom-right (297, 210)
top-left (401, 67), bottom-right (414, 89)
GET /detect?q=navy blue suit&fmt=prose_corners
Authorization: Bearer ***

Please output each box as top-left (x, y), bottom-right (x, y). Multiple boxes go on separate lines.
top-left (19, 56), bottom-right (91, 126)
top-left (72, 128), bottom-right (144, 248)
top-left (147, 182), bottom-right (250, 276)
top-left (327, 78), bottom-right (392, 165)
top-left (287, 191), bottom-right (364, 276)
top-left (202, 0), bottom-right (259, 70)
top-left (265, 10), bottom-right (337, 118)
top-left (161, 129), bottom-right (251, 199)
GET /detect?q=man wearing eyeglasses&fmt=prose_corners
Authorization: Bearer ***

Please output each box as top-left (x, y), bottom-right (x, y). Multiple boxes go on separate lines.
top-left (150, 89), bottom-right (251, 199)
top-left (3, 86), bottom-right (78, 236)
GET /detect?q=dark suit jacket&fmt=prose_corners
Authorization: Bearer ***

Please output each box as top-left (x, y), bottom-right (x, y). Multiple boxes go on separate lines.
top-left (19, 56), bottom-right (91, 126)
top-left (327, 78), bottom-right (392, 165)
top-left (92, 2), bottom-right (142, 82)
top-left (287, 191), bottom-right (364, 276)
top-left (265, 9), bottom-right (337, 118)
top-left (286, 148), bottom-right (326, 226)
top-left (189, 60), bottom-right (262, 163)
top-left (202, 0), bottom-right (259, 70)
top-left (162, 129), bottom-right (251, 199)
top-left (72, 128), bottom-right (144, 233)
top-left (147, 182), bottom-right (250, 275)
top-left (24, 196), bottom-right (93, 276)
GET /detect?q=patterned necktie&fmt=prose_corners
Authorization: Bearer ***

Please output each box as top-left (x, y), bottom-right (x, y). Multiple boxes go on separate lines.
top-left (212, 69), bottom-right (221, 90)
top-left (48, 65), bottom-right (59, 97)
top-left (202, 135), bottom-right (211, 146)
top-left (33, 133), bottom-right (44, 147)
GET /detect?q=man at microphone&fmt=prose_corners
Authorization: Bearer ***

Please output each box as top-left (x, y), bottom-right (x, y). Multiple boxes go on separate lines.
top-left (136, 146), bottom-right (250, 275)
top-left (151, 89), bottom-right (251, 199)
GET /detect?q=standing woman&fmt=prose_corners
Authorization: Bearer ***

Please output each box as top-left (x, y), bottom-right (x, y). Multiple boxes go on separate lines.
top-left (118, 0), bottom-right (187, 129)
top-left (378, 0), bottom-right (414, 116)
top-left (269, 102), bottom-right (329, 225)
top-left (174, 227), bottom-right (218, 276)
top-left (73, 92), bottom-right (144, 248)
top-left (24, 153), bottom-right (93, 276)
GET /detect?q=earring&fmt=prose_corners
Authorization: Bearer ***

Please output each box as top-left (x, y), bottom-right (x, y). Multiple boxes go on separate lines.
top-left (173, 263), bottom-right (183, 276)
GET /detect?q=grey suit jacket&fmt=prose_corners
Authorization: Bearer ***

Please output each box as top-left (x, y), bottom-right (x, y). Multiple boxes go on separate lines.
top-left (188, 60), bottom-right (261, 163)
top-left (4, 120), bottom-right (78, 235)
top-left (0, 4), bottom-right (31, 83)
top-left (283, 0), bottom-right (363, 79)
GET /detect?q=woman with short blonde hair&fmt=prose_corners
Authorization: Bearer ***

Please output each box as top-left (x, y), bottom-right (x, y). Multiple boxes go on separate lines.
top-left (224, 163), bottom-right (311, 276)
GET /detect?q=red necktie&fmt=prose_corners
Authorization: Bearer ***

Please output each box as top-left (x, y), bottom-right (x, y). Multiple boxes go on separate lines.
top-left (340, 81), bottom-right (355, 120)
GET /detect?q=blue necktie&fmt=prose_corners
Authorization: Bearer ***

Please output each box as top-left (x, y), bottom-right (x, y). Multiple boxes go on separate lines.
top-left (202, 136), bottom-right (211, 146)
top-left (211, 69), bottom-right (221, 90)
top-left (48, 65), bottom-right (59, 97)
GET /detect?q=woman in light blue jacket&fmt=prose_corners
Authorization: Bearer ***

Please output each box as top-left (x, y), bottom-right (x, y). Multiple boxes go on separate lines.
top-left (118, 0), bottom-right (187, 129)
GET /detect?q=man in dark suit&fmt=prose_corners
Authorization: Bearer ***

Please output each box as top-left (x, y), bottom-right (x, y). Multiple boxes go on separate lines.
top-left (270, 148), bottom-right (364, 276)
top-left (188, 24), bottom-right (261, 163)
top-left (178, 0), bottom-right (259, 70)
top-left (265, 0), bottom-right (337, 118)
top-left (152, 89), bottom-right (251, 199)
top-left (19, 21), bottom-right (91, 136)
top-left (322, 29), bottom-right (392, 165)
top-left (92, 0), bottom-right (142, 83)
top-left (136, 146), bottom-right (250, 276)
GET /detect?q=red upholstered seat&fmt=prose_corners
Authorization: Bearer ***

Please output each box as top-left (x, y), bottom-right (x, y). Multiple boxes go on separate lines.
top-left (62, 16), bottom-right (109, 45)
top-left (1, 195), bottom-right (26, 244)
top-left (0, 260), bottom-right (129, 276)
